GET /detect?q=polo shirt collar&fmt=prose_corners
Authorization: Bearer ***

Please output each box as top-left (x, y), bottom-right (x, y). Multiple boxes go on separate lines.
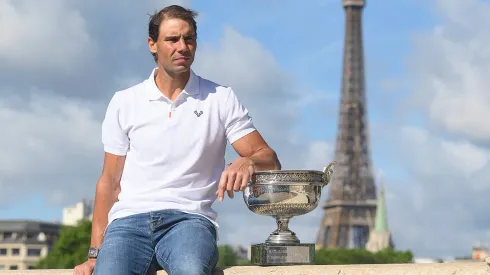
top-left (146, 67), bottom-right (199, 101)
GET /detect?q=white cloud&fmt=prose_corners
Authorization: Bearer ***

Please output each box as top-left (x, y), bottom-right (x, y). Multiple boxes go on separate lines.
top-left (374, 0), bottom-right (490, 258)
top-left (300, 141), bottom-right (334, 170)
top-left (385, 125), bottom-right (490, 257)
top-left (400, 126), bottom-right (490, 181)
top-left (0, 0), bottom-right (96, 72)
top-left (0, 91), bottom-right (103, 205)
top-left (408, 0), bottom-right (490, 141)
top-left (193, 26), bottom-right (300, 143)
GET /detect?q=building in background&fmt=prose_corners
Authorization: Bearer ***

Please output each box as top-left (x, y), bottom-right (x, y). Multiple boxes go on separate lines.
top-left (0, 220), bottom-right (61, 270)
top-left (62, 199), bottom-right (94, 226)
top-left (316, 0), bottom-right (378, 249)
top-left (471, 243), bottom-right (489, 261)
top-left (231, 245), bottom-right (249, 261)
top-left (366, 184), bottom-right (393, 252)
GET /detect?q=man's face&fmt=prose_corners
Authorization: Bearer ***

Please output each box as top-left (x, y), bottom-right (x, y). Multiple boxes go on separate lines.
top-left (149, 18), bottom-right (197, 75)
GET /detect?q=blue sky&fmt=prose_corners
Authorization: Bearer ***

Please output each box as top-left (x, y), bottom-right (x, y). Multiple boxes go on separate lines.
top-left (1, 0), bottom-right (490, 260)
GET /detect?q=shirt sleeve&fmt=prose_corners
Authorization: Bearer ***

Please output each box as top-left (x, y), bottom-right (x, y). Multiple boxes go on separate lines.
top-left (101, 93), bottom-right (130, 155)
top-left (223, 88), bottom-right (256, 144)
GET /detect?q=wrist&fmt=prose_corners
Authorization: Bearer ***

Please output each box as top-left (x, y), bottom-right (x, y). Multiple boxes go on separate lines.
top-left (246, 157), bottom-right (256, 167)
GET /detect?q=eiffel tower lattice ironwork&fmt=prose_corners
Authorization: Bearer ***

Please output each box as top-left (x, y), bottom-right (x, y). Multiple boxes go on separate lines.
top-left (315, 0), bottom-right (378, 249)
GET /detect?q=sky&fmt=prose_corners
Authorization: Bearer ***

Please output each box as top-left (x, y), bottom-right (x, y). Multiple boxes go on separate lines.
top-left (1, 0), bottom-right (489, 260)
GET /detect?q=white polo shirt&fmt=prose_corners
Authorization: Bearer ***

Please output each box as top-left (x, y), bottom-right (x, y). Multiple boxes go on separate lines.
top-left (101, 68), bottom-right (256, 231)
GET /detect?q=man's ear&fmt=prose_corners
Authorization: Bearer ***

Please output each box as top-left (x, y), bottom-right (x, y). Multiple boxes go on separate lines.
top-left (148, 37), bottom-right (157, 54)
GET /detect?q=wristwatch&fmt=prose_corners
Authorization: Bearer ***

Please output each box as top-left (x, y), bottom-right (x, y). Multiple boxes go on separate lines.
top-left (88, 247), bottom-right (99, 259)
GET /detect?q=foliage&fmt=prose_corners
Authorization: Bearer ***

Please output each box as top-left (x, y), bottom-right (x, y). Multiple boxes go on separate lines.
top-left (315, 247), bottom-right (413, 265)
top-left (216, 245), bottom-right (238, 266)
top-left (36, 220), bottom-right (92, 269)
top-left (237, 259), bottom-right (252, 266)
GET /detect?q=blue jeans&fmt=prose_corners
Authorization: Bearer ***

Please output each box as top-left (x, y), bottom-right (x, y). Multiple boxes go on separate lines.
top-left (93, 210), bottom-right (219, 275)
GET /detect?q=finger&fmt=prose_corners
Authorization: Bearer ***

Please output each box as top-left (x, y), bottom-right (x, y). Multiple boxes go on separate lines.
top-left (248, 164), bottom-right (255, 175)
top-left (226, 172), bottom-right (236, 198)
top-left (218, 173), bottom-right (228, 201)
top-left (233, 174), bottom-right (242, 191)
top-left (241, 173), bottom-right (249, 190)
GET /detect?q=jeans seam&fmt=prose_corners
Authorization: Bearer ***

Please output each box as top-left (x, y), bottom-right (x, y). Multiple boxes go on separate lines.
top-left (149, 216), bottom-right (156, 248)
top-left (146, 214), bottom-right (157, 275)
top-left (142, 250), bottom-right (156, 275)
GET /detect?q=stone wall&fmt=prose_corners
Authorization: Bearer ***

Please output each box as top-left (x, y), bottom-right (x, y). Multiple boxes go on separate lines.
top-left (3, 261), bottom-right (490, 275)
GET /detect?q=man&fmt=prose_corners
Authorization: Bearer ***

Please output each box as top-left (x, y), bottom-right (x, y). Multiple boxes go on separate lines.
top-left (73, 4), bottom-right (281, 275)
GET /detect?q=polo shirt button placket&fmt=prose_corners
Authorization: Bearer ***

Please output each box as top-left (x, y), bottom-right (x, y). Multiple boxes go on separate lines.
top-left (168, 100), bottom-right (178, 118)
top-left (169, 95), bottom-right (185, 118)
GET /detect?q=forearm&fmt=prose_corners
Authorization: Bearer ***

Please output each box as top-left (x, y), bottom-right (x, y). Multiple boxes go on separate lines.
top-left (90, 179), bottom-right (119, 248)
top-left (248, 147), bottom-right (281, 171)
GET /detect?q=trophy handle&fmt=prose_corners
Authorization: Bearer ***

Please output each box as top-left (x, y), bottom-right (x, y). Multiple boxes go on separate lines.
top-left (322, 161), bottom-right (336, 186)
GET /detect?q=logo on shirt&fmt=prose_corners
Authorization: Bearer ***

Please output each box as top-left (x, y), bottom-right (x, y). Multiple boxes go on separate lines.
top-left (194, 110), bottom-right (203, 117)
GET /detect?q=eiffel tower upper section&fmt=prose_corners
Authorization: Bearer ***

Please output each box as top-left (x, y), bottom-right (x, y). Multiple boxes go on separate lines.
top-left (326, 0), bottom-right (376, 206)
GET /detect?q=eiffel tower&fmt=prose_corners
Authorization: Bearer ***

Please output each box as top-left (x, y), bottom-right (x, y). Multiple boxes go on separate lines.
top-left (315, 0), bottom-right (377, 249)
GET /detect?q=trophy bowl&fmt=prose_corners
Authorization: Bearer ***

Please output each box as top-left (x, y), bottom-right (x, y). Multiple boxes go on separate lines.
top-left (243, 162), bottom-right (335, 245)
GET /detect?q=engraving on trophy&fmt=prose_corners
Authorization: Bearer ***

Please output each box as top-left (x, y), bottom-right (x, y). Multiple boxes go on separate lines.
top-left (286, 246), bottom-right (310, 262)
top-left (268, 246), bottom-right (288, 264)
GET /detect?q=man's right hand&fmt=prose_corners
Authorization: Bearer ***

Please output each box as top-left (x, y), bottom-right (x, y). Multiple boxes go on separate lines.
top-left (73, 259), bottom-right (96, 275)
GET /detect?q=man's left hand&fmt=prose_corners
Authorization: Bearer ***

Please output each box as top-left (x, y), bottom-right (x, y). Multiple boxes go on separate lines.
top-left (216, 157), bottom-right (255, 201)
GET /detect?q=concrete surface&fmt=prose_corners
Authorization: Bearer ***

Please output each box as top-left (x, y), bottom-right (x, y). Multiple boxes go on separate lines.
top-left (1, 262), bottom-right (489, 275)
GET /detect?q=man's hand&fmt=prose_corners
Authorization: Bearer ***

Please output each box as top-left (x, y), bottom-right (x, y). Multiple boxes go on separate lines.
top-left (73, 259), bottom-right (96, 275)
top-left (216, 157), bottom-right (255, 201)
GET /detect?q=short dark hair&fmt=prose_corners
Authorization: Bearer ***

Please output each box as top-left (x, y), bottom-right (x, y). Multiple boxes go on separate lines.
top-left (148, 5), bottom-right (198, 62)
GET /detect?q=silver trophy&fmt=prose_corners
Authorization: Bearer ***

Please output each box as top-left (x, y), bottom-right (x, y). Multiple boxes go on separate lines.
top-left (243, 162), bottom-right (335, 265)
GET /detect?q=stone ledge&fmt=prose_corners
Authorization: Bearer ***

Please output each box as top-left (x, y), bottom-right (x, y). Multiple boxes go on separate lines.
top-left (2, 262), bottom-right (490, 275)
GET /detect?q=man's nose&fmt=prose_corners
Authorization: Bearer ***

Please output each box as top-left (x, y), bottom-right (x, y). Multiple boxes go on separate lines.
top-left (176, 38), bottom-right (188, 51)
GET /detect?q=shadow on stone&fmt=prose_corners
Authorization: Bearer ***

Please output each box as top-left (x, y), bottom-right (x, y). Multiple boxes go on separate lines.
top-left (212, 267), bottom-right (229, 274)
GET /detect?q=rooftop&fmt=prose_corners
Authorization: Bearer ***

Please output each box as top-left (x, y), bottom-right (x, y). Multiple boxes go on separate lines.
top-left (0, 220), bottom-right (62, 234)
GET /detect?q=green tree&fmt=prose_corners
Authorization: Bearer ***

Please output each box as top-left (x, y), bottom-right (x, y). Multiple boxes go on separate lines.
top-left (237, 258), bottom-right (251, 266)
top-left (373, 248), bottom-right (413, 264)
top-left (315, 248), bottom-right (413, 265)
top-left (315, 248), bottom-right (376, 265)
top-left (36, 220), bottom-right (92, 269)
top-left (216, 245), bottom-right (238, 267)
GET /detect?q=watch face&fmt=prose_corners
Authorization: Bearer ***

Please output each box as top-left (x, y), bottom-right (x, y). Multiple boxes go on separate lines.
top-left (88, 248), bottom-right (99, 258)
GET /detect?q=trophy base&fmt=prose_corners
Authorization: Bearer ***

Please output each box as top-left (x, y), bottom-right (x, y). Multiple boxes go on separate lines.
top-left (250, 243), bottom-right (315, 266)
